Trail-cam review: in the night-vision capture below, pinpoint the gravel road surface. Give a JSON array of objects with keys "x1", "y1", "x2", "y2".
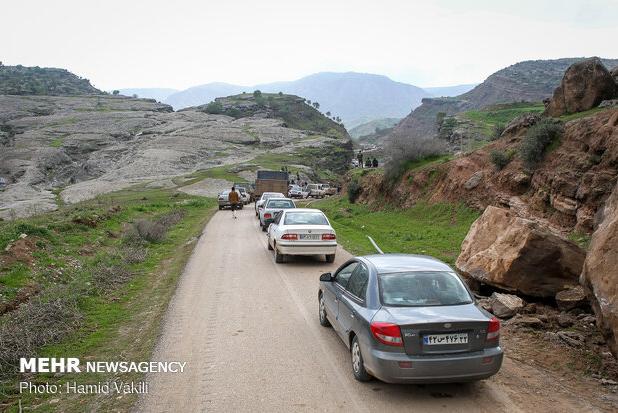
[{"x1": 137, "y1": 208, "x2": 604, "y2": 412}]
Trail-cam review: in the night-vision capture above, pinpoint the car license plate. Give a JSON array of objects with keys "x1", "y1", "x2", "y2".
[
  {"x1": 423, "y1": 333, "x2": 468, "y2": 345},
  {"x1": 299, "y1": 234, "x2": 319, "y2": 240}
]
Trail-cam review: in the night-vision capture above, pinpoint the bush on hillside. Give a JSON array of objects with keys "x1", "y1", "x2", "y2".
[
  {"x1": 491, "y1": 123, "x2": 506, "y2": 140},
  {"x1": 384, "y1": 136, "x2": 447, "y2": 183},
  {"x1": 490, "y1": 149, "x2": 511, "y2": 170},
  {"x1": 348, "y1": 178, "x2": 362, "y2": 204},
  {"x1": 520, "y1": 118, "x2": 563, "y2": 168},
  {"x1": 205, "y1": 101, "x2": 223, "y2": 114}
]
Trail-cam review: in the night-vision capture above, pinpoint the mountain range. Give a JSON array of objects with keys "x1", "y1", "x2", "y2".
[{"x1": 119, "y1": 73, "x2": 476, "y2": 129}]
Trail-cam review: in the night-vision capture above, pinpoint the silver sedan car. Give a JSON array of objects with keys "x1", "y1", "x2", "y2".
[{"x1": 318, "y1": 254, "x2": 503, "y2": 383}]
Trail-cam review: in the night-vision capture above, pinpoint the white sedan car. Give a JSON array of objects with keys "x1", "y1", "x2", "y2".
[
  {"x1": 255, "y1": 192, "x2": 286, "y2": 217},
  {"x1": 267, "y1": 209, "x2": 337, "y2": 263}
]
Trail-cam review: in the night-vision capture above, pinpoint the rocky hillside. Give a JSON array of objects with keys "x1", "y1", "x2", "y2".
[
  {"x1": 0, "y1": 64, "x2": 101, "y2": 96},
  {"x1": 390, "y1": 57, "x2": 618, "y2": 145},
  {"x1": 349, "y1": 118, "x2": 400, "y2": 140},
  {"x1": 0, "y1": 93, "x2": 352, "y2": 219}
]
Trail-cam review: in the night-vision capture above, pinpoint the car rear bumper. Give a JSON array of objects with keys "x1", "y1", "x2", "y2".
[
  {"x1": 364, "y1": 346, "x2": 503, "y2": 384},
  {"x1": 277, "y1": 241, "x2": 337, "y2": 255},
  {"x1": 218, "y1": 200, "x2": 230, "y2": 207}
]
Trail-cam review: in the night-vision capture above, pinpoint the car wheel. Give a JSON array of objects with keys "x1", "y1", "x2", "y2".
[
  {"x1": 351, "y1": 336, "x2": 371, "y2": 382},
  {"x1": 218, "y1": 206, "x2": 223, "y2": 210},
  {"x1": 325, "y1": 254, "x2": 336, "y2": 263},
  {"x1": 274, "y1": 246, "x2": 286, "y2": 263},
  {"x1": 267, "y1": 238, "x2": 273, "y2": 250},
  {"x1": 318, "y1": 293, "x2": 331, "y2": 327}
]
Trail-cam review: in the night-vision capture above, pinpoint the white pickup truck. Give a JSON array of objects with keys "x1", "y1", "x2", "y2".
[{"x1": 306, "y1": 183, "x2": 326, "y2": 198}]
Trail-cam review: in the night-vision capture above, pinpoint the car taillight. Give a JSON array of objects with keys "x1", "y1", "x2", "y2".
[
  {"x1": 264, "y1": 213, "x2": 272, "y2": 219},
  {"x1": 322, "y1": 233, "x2": 336, "y2": 240},
  {"x1": 486, "y1": 317, "x2": 500, "y2": 344},
  {"x1": 370, "y1": 322, "x2": 403, "y2": 347},
  {"x1": 281, "y1": 234, "x2": 298, "y2": 240}
]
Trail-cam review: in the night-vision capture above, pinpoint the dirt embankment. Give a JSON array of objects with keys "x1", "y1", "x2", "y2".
[{"x1": 358, "y1": 108, "x2": 618, "y2": 236}]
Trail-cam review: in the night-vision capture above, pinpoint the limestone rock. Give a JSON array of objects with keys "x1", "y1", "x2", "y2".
[
  {"x1": 490, "y1": 292, "x2": 524, "y2": 318},
  {"x1": 456, "y1": 206, "x2": 586, "y2": 297},
  {"x1": 545, "y1": 57, "x2": 617, "y2": 117},
  {"x1": 555, "y1": 286, "x2": 587, "y2": 311},
  {"x1": 581, "y1": 181, "x2": 618, "y2": 357},
  {"x1": 464, "y1": 171, "x2": 483, "y2": 190}
]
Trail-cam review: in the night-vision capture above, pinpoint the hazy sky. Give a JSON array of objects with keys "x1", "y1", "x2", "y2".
[{"x1": 2, "y1": 0, "x2": 617, "y2": 90}]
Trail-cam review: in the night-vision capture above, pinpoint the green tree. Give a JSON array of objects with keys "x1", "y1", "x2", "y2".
[
  {"x1": 253, "y1": 90, "x2": 262, "y2": 98},
  {"x1": 112, "y1": 90, "x2": 119, "y2": 95},
  {"x1": 326, "y1": 111, "x2": 331, "y2": 116},
  {"x1": 312, "y1": 102, "x2": 320, "y2": 109}
]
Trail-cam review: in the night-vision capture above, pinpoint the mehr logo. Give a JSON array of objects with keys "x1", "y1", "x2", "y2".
[{"x1": 20, "y1": 358, "x2": 81, "y2": 373}]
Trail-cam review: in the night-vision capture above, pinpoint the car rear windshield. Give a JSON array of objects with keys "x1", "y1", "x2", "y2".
[
  {"x1": 379, "y1": 271, "x2": 472, "y2": 307},
  {"x1": 267, "y1": 200, "x2": 295, "y2": 209},
  {"x1": 284, "y1": 212, "x2": 328, "y2": 226}
]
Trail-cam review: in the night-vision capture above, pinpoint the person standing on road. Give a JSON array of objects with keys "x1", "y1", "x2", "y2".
[
  {"x1": 228, "y1": 186, "x2": 240, "y2": 219},
  {"x1": 357, "y1": 150, "x2": 364, "y2": 168}
]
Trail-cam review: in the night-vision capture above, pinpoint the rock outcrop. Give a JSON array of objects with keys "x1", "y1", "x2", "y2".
[
  {"x1": 545, "y1": 57, "x2": 617, "y2": 117},
  {"x1": 455, "y1": 206, "x2": 586, "y2": 297},
  {"x1": 581, "y1": 182, "x2": 618, "y2": 356}
]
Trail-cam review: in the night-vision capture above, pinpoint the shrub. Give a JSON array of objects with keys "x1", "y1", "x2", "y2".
[
  {"x1": 121, "y1": 245, "x2": 148, "y2": 264},
  {"x1": 384, "y1": 137, "x2": 447, "y2": 183},
  {"x1": 253, "y1": 90, "x2": 262, "y2": 98},
  {"x1": 135, "y1": 220, "x2": 166, "y2": 242},
  {"x1": 347, "y1": 178, "x2": 362, "y2": 204},
  {"x1": 491, "y1": 123, "x2": 506, "y2": 140},
  {"x1": 0, "y1": 286, "x2": 82, "y2": 375},
  {"x1": 205, "y1": 101, "x2": 223, "y2": 114},
  {"x1": 91, "y1": 262, "x2": 133, "y2": 291},
  {"x1": 520, "y1": 118, "x2": 563, "y2": 168},
  {"x1": 490, "y1": 150, "x2": 511, "y2": 170}
]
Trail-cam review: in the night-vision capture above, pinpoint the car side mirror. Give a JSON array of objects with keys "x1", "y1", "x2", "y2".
[{"x1": 319, "y1": 272, "x2": 333, "y2": 282}]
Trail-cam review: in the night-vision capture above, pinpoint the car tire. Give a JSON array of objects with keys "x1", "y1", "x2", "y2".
[
  {"x1": 326, "y1": 254, "x2": 336, "y2": 263},
  {"x1": 267, "y1": 238, "x2": 273, "y2": 250},
  {"x1": 318, "y1": 293, "x2": 331, "y2": 327},
  {"x1": 218, "y1": 206, "x2": 223, "y2": 210},
  {"x1": 274, "y1": 246, "x2": 286, "y2": 263},
  {"x1": 351, "y1": 336, "x2": 372, "y2": 382}
]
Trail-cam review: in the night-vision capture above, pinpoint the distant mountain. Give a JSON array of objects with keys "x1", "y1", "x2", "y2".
[
  {"x1": 391, "y1": 57, "x2": 618, "y2": 144},
  {"x1": 423, "y1": 84, "x2": 477, "y2": 97},
  {"x1": 349, "y1": 118, "x2": 400, "y2": 139},
  {"x1": 164, "y1": 83, "x2": 247, "y2": 109},
  {"x1": 117, "y1": 88, "x2": 178, "y2": 102},
  {"x1": 164, "y1": 72, "x2": 431, "y2": 128},
  {"x1": 0, "y1": 64, "x2": 101, "y2": 96}
]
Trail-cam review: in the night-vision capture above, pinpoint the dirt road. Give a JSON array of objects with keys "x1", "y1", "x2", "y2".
[{"x1": 137, "y1": 208, "x2": 606, "y2": 412}]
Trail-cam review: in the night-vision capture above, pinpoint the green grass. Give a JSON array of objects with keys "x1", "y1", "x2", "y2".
[
  {"x1": 403, "y1": 154, "x2": 453, "y2": 172},
  {"x1": 0, "y1": 187, "x2": 217, "y2": 412},
  {"x1": 463, "y1": 102, "x2": 545, "y2": 135},
  {"x1": 559, "y1": 107, "x2": 609, "y2": 122},
  {"x1": 312, "y1": 196, "x2": 480, "y2": 265}
]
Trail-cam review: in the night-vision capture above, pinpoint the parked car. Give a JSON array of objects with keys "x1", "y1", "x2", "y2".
[
  {"x1": 288, "y1": 184, "x2": 307, "y2": 199},
  {"x1": 322, "y1": 184, "x2": 337, "y2": 196},
  {"x1": 306, "y1": 183, "x2": 325, "y2": 198},
  {"x1": 218, "y1": 190, "x2": 245, "y2": 210},
  {"x1": 259, "y1": 198, "x2": 296, "y2": 231},
  {"x1": 318, "y1": 254, "x2": 503, "y2": 383},
  {"x1": 267, "y1": 208, "x2": 337, "y2": 263},
  {"x1": 255, "y1": 192, "x2": 286, "y2": 216},
  {"x1": 237, "y1": 187, "x2": 250, "y2": 205}
]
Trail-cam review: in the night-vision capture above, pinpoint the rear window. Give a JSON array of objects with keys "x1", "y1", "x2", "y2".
[
  {"x1": 267, "y1": 200, "x2": 295, "y2": 209},
  {"x1": 284, "y1": 212, "x2": 329, "y2": 226},
  {"x1": 379, "y1": 271, "x2": 472, "y2": 307}
]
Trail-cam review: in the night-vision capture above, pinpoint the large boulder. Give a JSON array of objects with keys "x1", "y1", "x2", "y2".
[
  {"x1": 456, "y1": 206, "x2": 586, "y2": 297},
  {"x1": 545, "y1": 57, "x2": 616, "y2": 117},
  {"x1": 580, "y1": 182, "x2": 618, "y2": 357}
]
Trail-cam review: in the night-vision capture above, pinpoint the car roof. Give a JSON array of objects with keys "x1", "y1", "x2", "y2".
[
  {"x1": 266, "y1": 197, "x2": 294, "y2": 201},
  {"x1": 361, "y1": 254, "x2": 453, "y2": 274},
  {"x1": 283, "y1": 208, "x2": 324, "y2": 214},
  {"x1": 263, "y1": 192, "x2": 284, "y2": 196}
]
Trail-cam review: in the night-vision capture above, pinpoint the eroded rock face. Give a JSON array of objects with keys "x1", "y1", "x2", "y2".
[
  {"x1": 581, "y1": 182, "x2": 618, "y2": 356},
  {"x1": 545, "y1": 57, "x2": 617, "y2": 117},
  {"x1": 455, "y1": 206, "x2": 586, "y2": 297}
]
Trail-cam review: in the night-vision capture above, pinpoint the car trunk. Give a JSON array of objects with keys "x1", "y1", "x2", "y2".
[
  {"x1": 283, "y1": 225, "x2": 334, "y2": 242},
  {"x1": 378, "y1": 304, "x2": 489, "y2": 355}
]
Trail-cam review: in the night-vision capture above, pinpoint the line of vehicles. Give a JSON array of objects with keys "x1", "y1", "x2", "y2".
[{"x1": 220, "y1": 171, "x2": 503, "y2": 384}]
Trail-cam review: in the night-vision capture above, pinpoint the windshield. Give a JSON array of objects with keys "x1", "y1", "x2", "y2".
[
  {"x1": 266, "y1": 200, "x2": 295, "y2": 209},
  {"x1": 379, "y1": 271, "x2": 472, "y2": 307},
  {"x1": 284, "y1": 212, "x2": 329, "y2": 226}
]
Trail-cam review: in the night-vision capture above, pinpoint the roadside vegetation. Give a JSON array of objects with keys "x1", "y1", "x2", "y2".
[
  {"x1": 313, "y1": 197, "x2": 480, "y2": 265},
  {"x1": 0, "y1": 186, "x2": 217, "y2": 411},
  {"x1": 520, "y1": 118, "x2": 563, "y2": 168}
]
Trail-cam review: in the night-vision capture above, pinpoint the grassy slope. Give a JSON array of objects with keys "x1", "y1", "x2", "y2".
[
  {"x1": 0, "y1": 186, "x2": 217, "y2": 412},
  {"x1": 312, "y1": 197, "x2": 480, "y2": 266},
  {"x1": 462, "y1": 102, "x2": 545, "y2": 136}
]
